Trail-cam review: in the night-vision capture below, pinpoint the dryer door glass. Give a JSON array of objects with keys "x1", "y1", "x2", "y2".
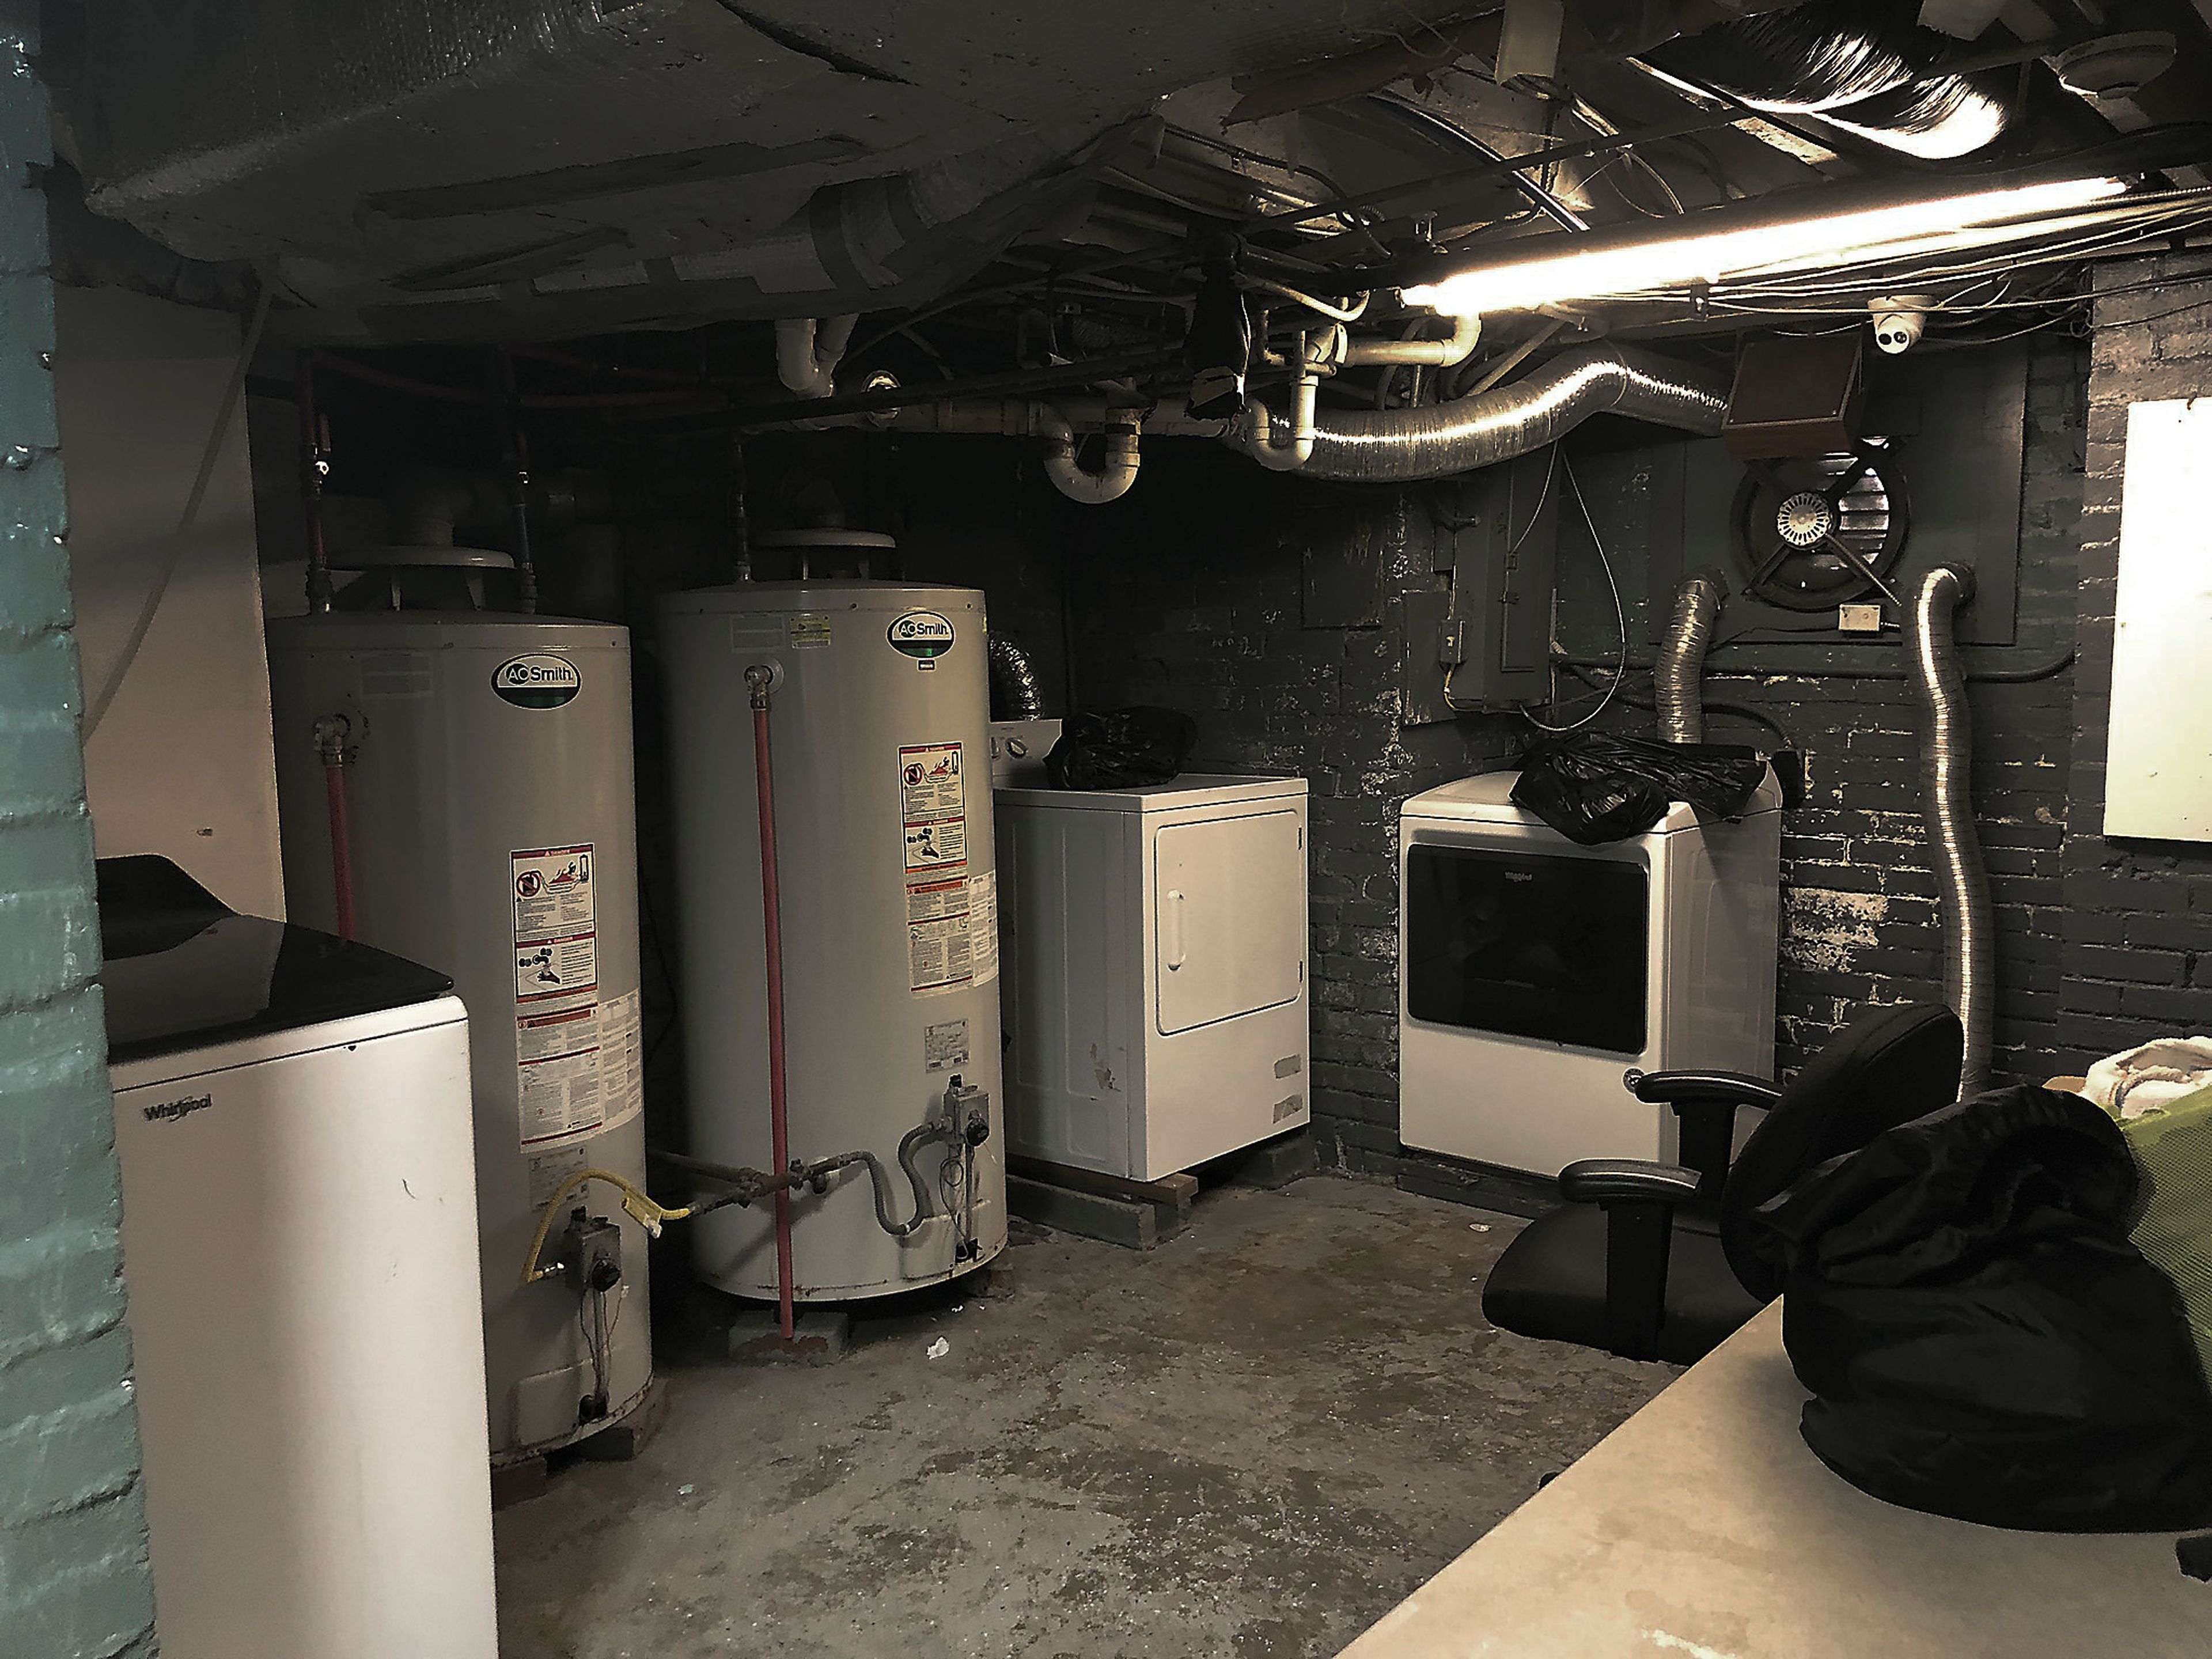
[{"x1": 1404, "y1": 844, "x2": 1647, "y2": 1053}]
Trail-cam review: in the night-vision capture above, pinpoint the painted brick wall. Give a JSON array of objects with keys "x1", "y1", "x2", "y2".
[
  {"x1": 0, "y1": 14, "x2": 158, "y2": 1656},
  {"x1": 1550, "y1": 342, "x2": 2088, "y2": 1085},
  {"x1": 1019, "y1": 341, "x2": 2086, "y2": 1162},
  {"x1": 1047, "y1": 450, "x2": 1523, "y2": 1168},
  {"x1": 2060, "y1": 251, "x2": 2212, "y2": 1065}
]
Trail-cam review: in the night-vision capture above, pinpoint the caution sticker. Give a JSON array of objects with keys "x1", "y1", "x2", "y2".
[
  {"x1": 513, "y1": 845, "x2": 594, "y2": 934},
  {"x1": 900, "y1": 743, "x2": 976, "y2": 993}
]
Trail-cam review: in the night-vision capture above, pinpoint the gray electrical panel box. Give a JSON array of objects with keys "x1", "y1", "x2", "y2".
[{"x1": 1404, "y1": 449, "x2": 1559, "y2": 719}]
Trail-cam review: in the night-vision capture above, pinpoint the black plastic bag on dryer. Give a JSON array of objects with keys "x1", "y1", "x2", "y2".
[
  {"x1": 1510, "y1": 732, "x2": 1768, "y2": 845},
  {"x1": 1046, "y1": 707, "x2": 1198, "y2": 790}
]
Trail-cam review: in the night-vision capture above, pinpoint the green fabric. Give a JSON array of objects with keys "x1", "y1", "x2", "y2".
[{"x1": 2107, "y1": 1082, "x2": 2212, "y2": 1391}]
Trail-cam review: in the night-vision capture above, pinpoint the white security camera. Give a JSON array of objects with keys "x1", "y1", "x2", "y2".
[{"x1": 1869, "y1": 296, "x2": 1935, "y2": 355}]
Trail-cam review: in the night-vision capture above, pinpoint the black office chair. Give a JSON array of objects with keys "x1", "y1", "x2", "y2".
[{"x1": 1482, "y1": 1003, "x2": 1965, "y2": 1365}]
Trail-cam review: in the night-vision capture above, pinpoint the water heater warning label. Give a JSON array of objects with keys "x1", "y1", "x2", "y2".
[
  {"x1": 512, "y1": 842, "x2": 607, "y2": 1148},
  {"x1": 515, "y1": 932, "x2": 597, "y2": 1001},
  {"x1": 513, "y1": 845, "x2": 594, "y2": 934},
  {"x1": 901, "y1": 743, "x2": 975, "y2": 992}
]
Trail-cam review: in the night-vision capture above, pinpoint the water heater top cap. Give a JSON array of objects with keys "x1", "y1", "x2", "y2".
[{"x1": 660, "y1": 580, "x2": 986, "y2": 617}]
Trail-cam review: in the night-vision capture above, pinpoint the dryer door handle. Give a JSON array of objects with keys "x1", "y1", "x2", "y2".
[{"x1": 1164, "y1": 889, "x2": 1187, "y2": 971}]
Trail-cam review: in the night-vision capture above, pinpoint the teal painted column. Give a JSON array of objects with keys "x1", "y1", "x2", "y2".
[{"x1": 0, "y1": 10, "x2": 158, "y2": 1658}]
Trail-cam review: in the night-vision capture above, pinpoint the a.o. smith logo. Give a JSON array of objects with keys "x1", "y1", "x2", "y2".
[
  {"x1": 142, "y1": 1093, "x2": 212, "y2": 1124},
  {"x1": 491, "y1": 653, "x2": 582, "y2": 709}
]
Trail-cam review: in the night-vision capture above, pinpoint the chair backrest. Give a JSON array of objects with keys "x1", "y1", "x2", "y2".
[{"x1": 1721, "y1": 1003, "x2": 1965, "y2": 1300}]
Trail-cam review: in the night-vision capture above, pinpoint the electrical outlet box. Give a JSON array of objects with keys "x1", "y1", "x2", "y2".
[{"x1": 1837, "y1": 603, "x2": 1885, "y2": 633}]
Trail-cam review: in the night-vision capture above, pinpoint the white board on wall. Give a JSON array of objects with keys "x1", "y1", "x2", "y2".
[
  {"x1": 58, "y1": 287, "x2": 286, "y2": 918},
  {"x1": 2106, "y1": 397, "x2": 2212, "y2": 843}
]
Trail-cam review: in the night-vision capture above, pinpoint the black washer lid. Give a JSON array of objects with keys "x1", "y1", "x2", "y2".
[{"x1": 98, "y1": 857, "x2": 454, "y2": 1066}]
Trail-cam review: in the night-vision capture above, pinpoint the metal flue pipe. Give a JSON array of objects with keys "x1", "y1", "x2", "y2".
[{"x1": 1907, "y1": 565, "x2": 1993, "y2": 1095}]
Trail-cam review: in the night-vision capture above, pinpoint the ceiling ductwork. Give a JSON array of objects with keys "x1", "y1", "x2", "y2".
[
  {"x1": 1243, "y1": 346, "x2": 1730, "y2": 482},
  {"x1": 1646, "y1": 0, "x2": 2018, "y2": 160}
]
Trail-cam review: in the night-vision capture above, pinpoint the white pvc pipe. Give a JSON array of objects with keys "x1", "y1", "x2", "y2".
[
  {"x1": 1240, "y1": 369, "x2": 1320, "y2": 471},
  {"x1": 772, "y1": 316, "x2": 858, "y2": 398},
  {"x1": 1343, "y1": 313, "x2": 1482, "y2": 368},
  {"x1": 1039, "y1": 408, "x2": 1143, "y2": 503}
]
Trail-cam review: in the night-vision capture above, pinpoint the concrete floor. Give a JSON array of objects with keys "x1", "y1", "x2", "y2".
[{"x1": 495, "y1": 1176, "x2": 1674, "y2": 1659}]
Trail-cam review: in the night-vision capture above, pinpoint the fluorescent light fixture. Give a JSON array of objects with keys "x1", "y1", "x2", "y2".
[{"x1": 1402, "y1": 175, "x2": 2127, "y2": 317}]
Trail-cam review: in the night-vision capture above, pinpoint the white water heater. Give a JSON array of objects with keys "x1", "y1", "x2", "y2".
[
  {"x1": 660, "y1": 581, "x2": 1006, "y2": 1298},
  {"x1": 268, "y1": 612, "x2": 653, "y2": 1461}
]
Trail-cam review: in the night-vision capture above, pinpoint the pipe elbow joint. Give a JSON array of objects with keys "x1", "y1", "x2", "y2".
[
  {"x1": 1042, "y1": 414, "x2": 1142, "y2": 504},
  {"x1": 773, "y1": 315, "x2": 859, "y2": 399}
]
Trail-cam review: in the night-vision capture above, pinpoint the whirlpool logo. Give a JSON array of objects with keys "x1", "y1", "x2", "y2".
[
  {"x1": 142, "y1": 1093, "x2": 213, "y2": 1124},
  {"x1": 491, "y1": 653, "x2": 582, "y2": 709}
]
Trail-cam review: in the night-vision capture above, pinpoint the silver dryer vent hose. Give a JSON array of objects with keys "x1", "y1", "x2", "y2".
[
  {"x1": 1247, "y1": 344, "x2": 1729, "y2": 483},
  {"x1": 1907, "y1": 564, "x2": 1993, "y2": 1096},
  {"x1": 1656, "y1": 570, "x2": 1725, "y2": 743}
]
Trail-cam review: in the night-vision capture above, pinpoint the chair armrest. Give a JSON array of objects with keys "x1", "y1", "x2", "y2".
[
  {"x1": 1628, "y1": 1070, "x2": 1783, "y2": 1109},
  {"x1": 1558, "y1": 1160, "x2": 1704, "y2": 1206},
  {"x1": 1555, "y1": 1161, "x2": 1698, "y2": 1363}
]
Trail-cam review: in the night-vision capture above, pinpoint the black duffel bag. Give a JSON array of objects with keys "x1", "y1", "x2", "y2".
[{"x1": 1753, "y1": 1084, "x2": 2212, "y2": 1532}]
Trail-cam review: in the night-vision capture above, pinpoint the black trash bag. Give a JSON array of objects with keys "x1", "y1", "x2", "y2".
[
  {"x1": 1753, "y1": 1085, "x2": 2212, "y2": 1532},
  {"x1": 1510, "y1": 732, "x2": 1769, "y2": 846},
  {"x1": 1046, "y1": 707, "x2": 1198, "y2": 790}
]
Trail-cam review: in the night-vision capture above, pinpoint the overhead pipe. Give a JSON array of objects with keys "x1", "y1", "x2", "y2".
[
  {"x1": 1342, "y1": 313, "x2": 1482, "y2": 369},
  {"x1": 1656, "y1": 570, "x2": 1726, "y2": 743},
  {"x1": 744, "y1": 664, "x2": 797, "y2": 1342},
  {"x1": 830, "y1": 345, "x2": 1725, "y2": 487},
  {"x1": 1907, "y1": 565, "x2": 1993, "y2": 1096},
  {"x1": 1040, "y1": 407, "x2": 1142, "y2": 503},
  {"x1": 774, "y1": 316, "x2": 858, "y2": 398}
]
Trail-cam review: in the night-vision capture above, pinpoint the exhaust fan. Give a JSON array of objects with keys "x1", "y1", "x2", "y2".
[{"x1": 1729, "y1": 441, "x2": 1910, "y2": 614}]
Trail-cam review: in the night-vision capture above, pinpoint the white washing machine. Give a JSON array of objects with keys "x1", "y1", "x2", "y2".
[
  {"x1": 99, "y1": 858, "x2": 498, "y2": 1659},
  {"x1": 1398, "y1": 772, "x2": 1781, "y2": 1178},
  {"x1": 995, "y1": 774, "x2": 1310, "y2": 1180}
]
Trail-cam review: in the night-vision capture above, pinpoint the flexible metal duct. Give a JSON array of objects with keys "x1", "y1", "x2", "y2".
[
  {"x1": 1246, "y1": 346, "x2": 1728, "y2": 483},
  {"x1": 1656, "y1": 570, "x2": 1725, "y2": 743},
  {"x1": 1647, "y1": 0, "x2": 2013, "y2": 160},
  {"x1": 987, "y1": 635, "x2": 1044, "y2": 721},
  {"x1": 1907, "y1": 564, "x2": 1993, "y2": 1095}
]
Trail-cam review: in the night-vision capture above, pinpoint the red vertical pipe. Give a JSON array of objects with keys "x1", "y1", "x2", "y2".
[
  {"x1": 751, "y1": 692, "x2": 796, "y2": 1341},
  {"x1": 324, "y1": 759, "x2": 357, "y2": 941}
]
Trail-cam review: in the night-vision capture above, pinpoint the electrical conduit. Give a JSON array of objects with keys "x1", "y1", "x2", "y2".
[
  {"x1": 745, "y1": 665, "x2": 797, "y2": 1340},
  {"x1": 1907, "y1": 565, "x2": 1993, "y2": 1094},
  {"x1": 1656, "y1": 570, "x2": 1726, "y2": 743}
]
